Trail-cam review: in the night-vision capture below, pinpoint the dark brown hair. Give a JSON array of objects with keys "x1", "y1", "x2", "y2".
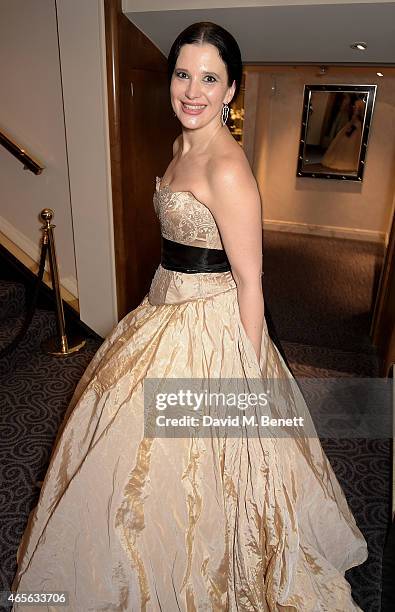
[{"x1": 167, "y1": 22, "x2": 243, "y2": 102}]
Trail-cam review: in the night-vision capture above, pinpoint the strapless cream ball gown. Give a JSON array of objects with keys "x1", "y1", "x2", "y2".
[{"x1": 11, "y1": 176, "x2": 368, "y2": 611}]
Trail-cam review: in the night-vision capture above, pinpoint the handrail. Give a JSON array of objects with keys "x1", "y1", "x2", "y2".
[{"x1": 0, "y1": 128, "x2": 45, "y2": 175}]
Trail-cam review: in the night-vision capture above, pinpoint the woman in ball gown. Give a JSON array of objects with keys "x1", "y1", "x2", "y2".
[
  {"x1": 326, "y1": 93, "x2": 352, "y2": 144},
  {"x1": 12, "y1": 22, "x2": 368, "y2": 611},
  {"x1": 322, "y1": 98, "x2": 365, "y2": 172}
]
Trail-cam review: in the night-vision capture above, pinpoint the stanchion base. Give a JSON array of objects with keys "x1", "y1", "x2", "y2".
[{"x1": 41, "y1": 334, "x2": 86, "y2": 356}]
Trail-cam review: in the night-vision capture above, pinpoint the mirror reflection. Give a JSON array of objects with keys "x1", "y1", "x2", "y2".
[{"x1": 297, "y1": 85, "x2": 377, "y2": 181}]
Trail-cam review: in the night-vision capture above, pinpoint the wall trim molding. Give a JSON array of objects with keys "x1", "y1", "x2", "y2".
[{"x1": 263, "y1": 218, "x2": 386, "y2": 244}]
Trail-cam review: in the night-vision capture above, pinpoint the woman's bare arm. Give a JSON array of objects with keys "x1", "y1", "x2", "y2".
[{"x1": 205, "y1": 156, "x2": 264, "y2": 361}]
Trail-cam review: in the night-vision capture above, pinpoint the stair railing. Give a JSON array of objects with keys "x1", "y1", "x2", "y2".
[{"x1": 0, "y1": 127, "x2": 45, "y2": 175}]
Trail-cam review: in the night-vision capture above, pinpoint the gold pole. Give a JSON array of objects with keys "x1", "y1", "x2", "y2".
[{"x1": 40, "y1": 208, "x2": 86, "y2": 356}]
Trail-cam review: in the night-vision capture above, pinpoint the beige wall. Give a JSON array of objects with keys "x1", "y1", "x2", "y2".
[
  {"x1": 0, "y1": 0, "x2": 76, "y2": 293},
  {"x1": 245, "y1": 66, "x2": 395, "y2": 242},
  {"x1": 56, "y1": 0, "x2": 118, "y2": 335},
  {"x1": 0, "y1": 0, "x2": 118, "y2": 336}
]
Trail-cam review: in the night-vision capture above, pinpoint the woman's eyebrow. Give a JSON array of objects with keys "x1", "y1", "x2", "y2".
[
  {"x1": 175, "y1": 67, "x2": 221, "y2": 78},
  {"x1": 204, "y1": 71, "x2": 221, "y2": 78}
]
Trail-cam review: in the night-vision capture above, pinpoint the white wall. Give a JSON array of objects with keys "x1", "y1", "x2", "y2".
[
  {"x1": 0, "y1": 0, "x2": 118, "y2": 336},
  {"x1": 122, "y1": 0, "x2": 395, "y2": 10},
  {"x1": 246, "y1": 67, "x2": 395, "y2": 242}
]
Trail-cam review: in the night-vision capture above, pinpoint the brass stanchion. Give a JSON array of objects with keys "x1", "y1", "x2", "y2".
[{"x1": 40, "y1": 208, "x2": 86, "y2": 356}]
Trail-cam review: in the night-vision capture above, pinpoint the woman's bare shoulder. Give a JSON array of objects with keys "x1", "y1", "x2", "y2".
[{"x1": 204, "y1": 144, "x2": 258, "y2": 211}]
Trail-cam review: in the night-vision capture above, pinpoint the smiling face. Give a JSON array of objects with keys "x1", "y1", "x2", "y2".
[{"x1": 170, "y1": 43, "x2": 236, "y2": 130}]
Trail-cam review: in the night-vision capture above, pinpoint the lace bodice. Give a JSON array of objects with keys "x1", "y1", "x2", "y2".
[
  {"x1": 149, "y1": 177, "x2": 236, "y2": 305},
  {"x1": 153, "y1": 176, "x2": 224, "y2": 250}
]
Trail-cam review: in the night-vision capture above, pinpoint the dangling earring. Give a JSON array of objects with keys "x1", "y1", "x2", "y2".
[{"x1": 221, "y1": 103, "x2": 229, "y2": 126}]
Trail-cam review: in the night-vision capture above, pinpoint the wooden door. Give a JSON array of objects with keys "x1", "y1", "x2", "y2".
[
  {"x1": 105, "y1": 0, "x2": 179, "y2": 318},
  {"x1": 371, "y1": 206, "x2": 395, "y2": 377}
]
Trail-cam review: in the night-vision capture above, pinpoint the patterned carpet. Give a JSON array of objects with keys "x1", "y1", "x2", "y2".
[
  {"x1": 263, "y1": 231, "x2": 391, "y2": 612},
  {"x1": 0, "y1": 231, "x2": 392, "y2": 611}
]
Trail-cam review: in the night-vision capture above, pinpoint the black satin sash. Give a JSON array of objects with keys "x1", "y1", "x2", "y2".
[{"x1": 161, "y1": 237, "x2": 231, "y2": 273}]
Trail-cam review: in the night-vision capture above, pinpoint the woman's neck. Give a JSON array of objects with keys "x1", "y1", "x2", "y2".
[{"x1": 179, "y1": 121, "x2": 225, "y2": 156}]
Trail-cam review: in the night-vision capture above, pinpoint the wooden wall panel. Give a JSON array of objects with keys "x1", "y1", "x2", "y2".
[
  {"x1": 105, "y1": 0, "x2": 179, "y2": 318},
  {"x1": 371, "y1": 206, "x2": 395, "y2": 377}
]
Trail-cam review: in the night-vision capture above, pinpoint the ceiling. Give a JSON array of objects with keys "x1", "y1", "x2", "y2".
[{"x1": 122, "y1": 1, "x2": 395, "y2": 64}]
